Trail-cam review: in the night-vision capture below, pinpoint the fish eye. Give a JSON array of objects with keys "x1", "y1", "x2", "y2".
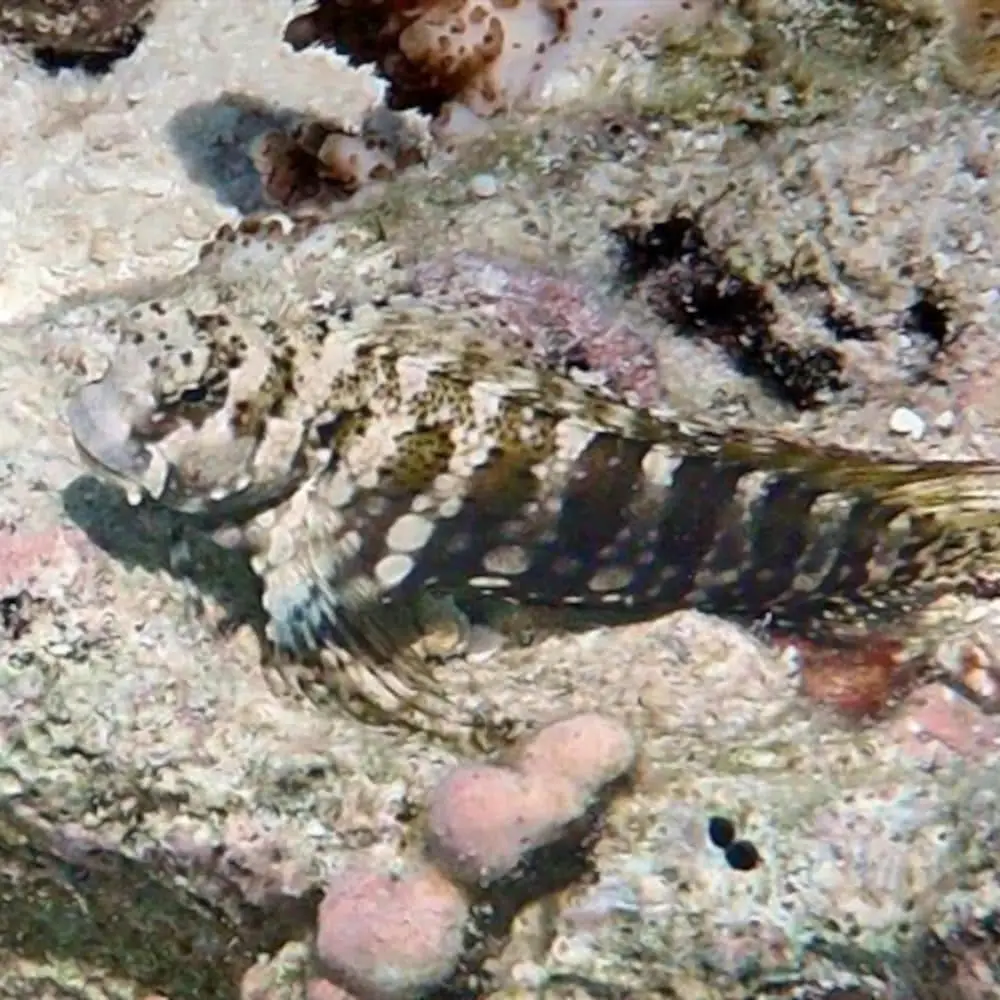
[{"x1": 180, "y1": 385, "x2": 209, "y2": 405}]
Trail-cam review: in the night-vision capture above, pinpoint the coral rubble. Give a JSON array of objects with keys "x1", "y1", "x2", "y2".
[
  {"x1": 269, "y1": 0, "x2": 717, "y2": 204},
  {"x1": 283, "y1": 0, "x2": 715, "y2": 119},
  {"x1": 252, "y1": 107, "x2": 429, "y2": 209}
]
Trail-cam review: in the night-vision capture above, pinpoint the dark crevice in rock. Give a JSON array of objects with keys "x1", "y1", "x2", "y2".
[
  {"x1": 905, "y1": 287, "x2": 956, "y2": 356},
  {"x1": 0, "y1": 591, "x2": 34, "y2": 640},
  {"x1": 0, "y1": 806, "x2": 321, "y2": 999},
  {"x1": 822, "y1": 303, "x2": 877, "y2": 342},
  {"x1": 31, "y1": 25, "x2": 145, "y2": 76},
  {"x1": 614, "y1": 215, "x2": 847, "y2": 410},
  {"x1": 1, "y1": 0, "x2": 154, "y2": 77}
]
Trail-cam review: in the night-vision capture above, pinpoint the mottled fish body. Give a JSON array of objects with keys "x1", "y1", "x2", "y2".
[{"x1": 67, "y1": 294, "x2": 1000, "y2": 735}]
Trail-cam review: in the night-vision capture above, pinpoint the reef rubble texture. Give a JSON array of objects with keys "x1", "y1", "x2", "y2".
[
  {"x1": 0, "y1": 0, "x2": 157, "y2": 70},
  {"x1": 8, "y1": 0, "x2": 1000, "y2": 999},
  {"x1": 280, "y1": 0, "x2": 716, "y2": 119},
  {"x1": 254, "y1": 0, "x2": 719, "y2": 210}
]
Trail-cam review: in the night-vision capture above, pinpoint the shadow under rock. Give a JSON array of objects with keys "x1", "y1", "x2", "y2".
[
  {"x1": 61, "y1": 474, "x2": 266, "y2": 634},
  {"x1": 0, "y1": 803, "x2": 321, "y2": 1000},
  {"x1": 166, "y1": 93, "x2": 306, "y2": 214}
]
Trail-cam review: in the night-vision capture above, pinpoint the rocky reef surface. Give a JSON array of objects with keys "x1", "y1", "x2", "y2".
[{"x1": 4, "y1": 1, "x2": 1000, "y2": 998}]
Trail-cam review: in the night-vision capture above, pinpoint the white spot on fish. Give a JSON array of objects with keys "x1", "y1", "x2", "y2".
[
  {"x1": 468, "y1": 575, "x2": 512, "y2": 589},
  {"x1": 375, "y1": 553, "x2": 414, "y2": 588},
  {"x1": 437, "y1": 495, "x2": 463, "y2": 519},
  {"x1": 395, "y1": 354, "x2": 433, "y2": 401},
  {"x1": 588, "y1": 565, "x2": 634, "y2": 592},
  {"x1": 386, "y1": 512, "x2": 435, "y2": 554},
  {"x1": 321, "y1": 469, "x2": 356, "y2": 508},
  {"x1": 482, "y1": 544, "x2": 530, "y2": 576}
]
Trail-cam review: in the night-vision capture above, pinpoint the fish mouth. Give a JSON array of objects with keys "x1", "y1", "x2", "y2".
[{"x1": 66, "y1": 382, "x2": 171, "y2": 507}]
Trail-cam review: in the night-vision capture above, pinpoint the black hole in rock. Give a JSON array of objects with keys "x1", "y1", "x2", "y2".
[{"x1": 905, "y1": 289, "x2": 954, "y2": 352}]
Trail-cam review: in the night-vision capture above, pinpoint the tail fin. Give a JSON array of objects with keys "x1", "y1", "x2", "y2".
[{"x1": 710, "y1": 429, "x2": 1000, "y2": 636}]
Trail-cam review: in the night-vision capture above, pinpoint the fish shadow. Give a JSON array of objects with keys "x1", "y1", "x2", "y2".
[{"x1": 61, "y1": 475, "x2": 266, "y2": 634}]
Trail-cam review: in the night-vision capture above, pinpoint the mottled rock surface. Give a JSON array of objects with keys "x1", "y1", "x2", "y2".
[{"x1": 5, "y1": 2, "x2": 1000, "y2": 999}]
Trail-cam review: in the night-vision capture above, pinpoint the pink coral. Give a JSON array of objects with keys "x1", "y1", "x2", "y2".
[
  {"x1": 314, "y1": 862, "x2": 469, "y2": 1000},
  {"x1": 425, "y1": 713, "x2": 636, "y2": 886},
  {"x1": 311, "y1": 713, "x2": 636, "y2": 998},
  {"x1": 513, "y1": 711, "x2": 638, "y2": 796},
  {"x1": 413, "y1": 250, "x2": 664, "y2": 404},
  {"x1": 305, "y1": 979, "x2": 358, "y2": 1000},
  {"x1": 896, "y1": 682, "x2": 1000, "y2": 764},
  {"x1": 0, "y1": 525, "x2": 86, "y2": 596},
  {"x1": 424, "y1": 763, "x2": 582, "y2": 886}
]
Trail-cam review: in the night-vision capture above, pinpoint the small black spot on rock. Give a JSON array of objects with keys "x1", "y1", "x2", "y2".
[
  {"x1": 707, "y1": 815, "x2": 736, "y2": 849},
  {"x1": 724, "y1": 839, "x2": 761, "y2": 871}
]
